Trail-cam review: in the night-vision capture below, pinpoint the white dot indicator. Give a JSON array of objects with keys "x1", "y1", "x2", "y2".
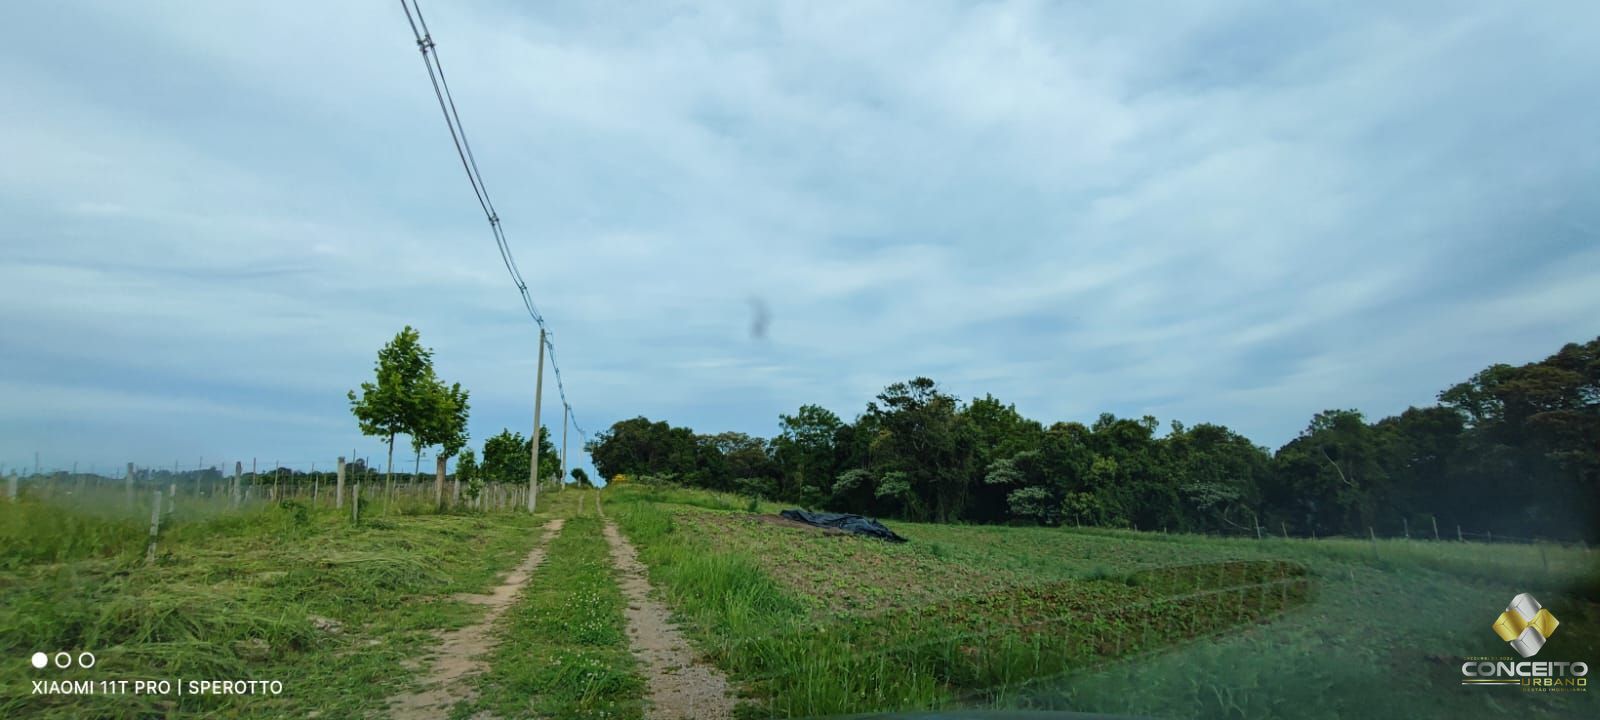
[{"x1": 30, "y1": 652, "x2": 47, "y2": 669}]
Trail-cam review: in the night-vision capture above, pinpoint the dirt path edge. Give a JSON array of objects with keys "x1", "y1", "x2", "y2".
[{"x1": 387, "y1": 518, "x2": 567, "y2": 720}]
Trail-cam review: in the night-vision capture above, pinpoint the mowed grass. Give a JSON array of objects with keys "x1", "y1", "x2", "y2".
[
  {"x1": 1, "y1": 489, "x2": 553, "y2": 719},
  {"x1": 462, "y1": 505, "x2": 644, "y2": 720},
  {"x1": 606, "y1": 485, "x2": 1600, "y2": 719}
]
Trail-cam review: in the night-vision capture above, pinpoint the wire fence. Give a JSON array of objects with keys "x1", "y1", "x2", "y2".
[
  {"x1": 1191, "y1": 517, "x2": 1593, "y2": 553},
  {"x1": 1, "y1": 456, "x2": 573, "y2": 518}
]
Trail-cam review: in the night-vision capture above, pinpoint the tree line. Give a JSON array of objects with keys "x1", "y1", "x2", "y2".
[
  {"x1": 347, "y1": 327, "x2": 590, "y2": 508},
  {"x1": 586, "y1": 337, "x2": 1599, "y2": 541}
]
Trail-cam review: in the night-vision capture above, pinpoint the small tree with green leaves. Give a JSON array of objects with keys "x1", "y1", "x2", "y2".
[
  {"x1": 348, "y1": 326, "x2": 437, "y2": 503},
  {"x1": 456, "y1": 448, "x2": 479, "y2": 506},
  {"x1": 417, "y1": 380, "x2": 470, "y2": 508},
  {"x1": 570, "y1": 467, "x2": 591, "y2": 488}
]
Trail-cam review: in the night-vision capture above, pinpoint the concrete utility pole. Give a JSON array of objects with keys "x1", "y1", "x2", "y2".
[
  {"x1": 528, "y1": 328, "x2": 546, "y2": 513},
  {"x1": 560, "y1": 404, "x2": 568, "y2": 493}
]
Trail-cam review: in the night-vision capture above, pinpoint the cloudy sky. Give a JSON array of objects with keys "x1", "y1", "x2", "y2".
[{"x1": 3, "y1": 0, "x2": 1597, "y2": 477}]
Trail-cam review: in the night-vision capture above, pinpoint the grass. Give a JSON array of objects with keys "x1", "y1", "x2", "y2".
[
  {"x1": 1, "y1": 490, "x2": 553, "y2": 718},
  {"x1": 605, "y1": 484, "x2": 1600, "y2": 719},
  {"x1": 462, "y1": 508, "x2": 645, "y2": 719}
]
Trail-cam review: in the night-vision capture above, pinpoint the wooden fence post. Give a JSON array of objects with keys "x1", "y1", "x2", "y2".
[
  {"x1": 1280, "y1": 522, "x2": 1288, "y2": 540},
  {"x1": 434, "y1": 455, "x2": 446, "y2": 510},
  {"x1": 146, "y1": 489, "x2": 163, "y2": 565},
  {"x1": 126, "y1": 462, "x2": 135, "y2": 508},
  {"x1": 1457, "y1": 524, "x2": 1463, "y2": 542},
  {"x1": 1368, "y1": 527, "x2": 1380, "y2": 561},
  {"x1": 352, "y1": 481, "x2": 361, "y2": 524},
  {"x1": 6, "y1": 471, "x2": 15, "y2": 502},
  {"x1": 1431, "y1": 515, "x2": 1439, "y2": 541},
  {"x1": 336, "y1": 457, "x2": 346, "y2": 510},
  {"x1": 1402, "y1": 517, "x2": 1409, "y2": 540}
]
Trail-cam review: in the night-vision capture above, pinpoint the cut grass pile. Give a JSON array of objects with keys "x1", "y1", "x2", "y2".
[
  {"x1": 462, "y1": 510, "x2": 645, "y2": 719},
  {"x1": 607, "y1": 485, "x2": 1600, "y2": 719},
  {"x1": 1, "y1": 492, "x2": 553, "y2": 719}
]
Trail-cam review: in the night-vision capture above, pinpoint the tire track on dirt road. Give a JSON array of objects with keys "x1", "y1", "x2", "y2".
[
  {"x1": 388, "y1": 518, "x2": 566, "y2": 720},
  {"x1": 602, "y1": 516, "x2": 736, "y2": 720}
]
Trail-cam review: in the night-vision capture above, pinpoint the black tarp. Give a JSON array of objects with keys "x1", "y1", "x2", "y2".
[{"x1": 779, "y1": 509, "x2": 907, "y2": 543}]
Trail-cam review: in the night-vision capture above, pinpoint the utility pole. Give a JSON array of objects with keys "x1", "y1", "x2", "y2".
[
  {"x1": 528, "y1": 328, "x2": 546, "y2": 512},
  {"x1": 560, "y1": 404, "x2": 568, "y2": 493}
]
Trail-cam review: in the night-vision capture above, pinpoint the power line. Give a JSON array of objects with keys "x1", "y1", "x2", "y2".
[{"x1": 398, "y1": 0, "x2": 588, "y2": 446}]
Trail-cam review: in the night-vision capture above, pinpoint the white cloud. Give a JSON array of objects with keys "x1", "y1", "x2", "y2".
[{"x1": 3, "y1": 0, "x2": 1598, "y2": 472}]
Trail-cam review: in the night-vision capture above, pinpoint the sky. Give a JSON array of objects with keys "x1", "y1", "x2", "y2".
[{"x1": 2, "y1": 0, "x2": 1598, "y2": 479}]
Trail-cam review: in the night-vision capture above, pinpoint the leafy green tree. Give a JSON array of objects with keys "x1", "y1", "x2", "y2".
[
  {"x1": 456, "y1": 448, "x2": 480, "y2": 503},
  {"x1": 962, "y1": 395, "x2": 1044, "y2": 522},
  {"x1": 984, "y1": 422, "x2": 1092, "y2": 525},
  {"x1": 773, "y1": 405, "x2": 844, "y2": 505},
  {"x1": 1166, "y1": 422, "x2": 1271, "y2": 532},
  {"x1": 1271, "y1": 410, "x2": 1388, "y2": 533},
  {"x1": 415, "y1": 380, "x2": 470, "y2": 507},
  {"x1": 348, "y1": 326, "x2": 437, "y2": 500},
  {"x1": 866, "y1": 378, "x2": 975, "y2": 522},
  {"x1": 482, "y1": 430, "x2": 530, "y2": 486},
  {"x1": 585, "y1": 416, "x2": 698, "y2": 481},
  {"x1": 581, "y1": 335, "x2": 1598, "y2": 542},
  {"x1": 480, "y1": 427, "x2": 561, "y2": 487},
  {"x1": 570, "y1": 467, "x2": 592, "y2": 488}
]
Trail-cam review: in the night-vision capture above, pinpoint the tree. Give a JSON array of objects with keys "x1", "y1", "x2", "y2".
[
  {"x1": 348, "y1": 326, "x2": 437, "y2": 503},
  {"x1": 1272, "y1": 410, "x2": 1388, "y2": 533},
  {"x1": 773, "y1": 405, "x2": 844, "y2": 506},
  {"x1": 570, "y1": 467, "x2": 592, "y2": 488},
  {"x1": 1167, "y1": 422, "x2": 1270, "y2": 533},
  {"x1": 481, "y1": 428, "x2": 560, "y2": 487},
  {"x1": 586, "y1": 416, "x2": 698, "y2": 481},
  {"x1": 865, "y1": 378, "x2": 975, "y2": 522},
  {"x1": 962, "y1": 395, "x2": 1044, "y2": 522},
  {"x1": 456, "y1": 448, "x2": 479, "y2": 504},
  {"x1": 414, "y1": 380, "x2": 469, "y2": 508},
  {"x1": 482, "y1": 430, "x2": 530, "y2": 486},
  {"x1": 579, "y1": 336, "x2": 1599, "y2": 542},
  {"x1": 984, "y1": 422, "x2": 1091, "y2": 525}
]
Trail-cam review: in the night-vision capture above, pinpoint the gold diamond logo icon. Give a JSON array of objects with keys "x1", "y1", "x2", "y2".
[{"x1": 1492, "y1": 593, "x2": 1559, "y2": 658}]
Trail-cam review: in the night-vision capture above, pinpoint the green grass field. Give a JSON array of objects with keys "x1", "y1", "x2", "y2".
[
  {"x1": 606, "y1": 484, "x2": 1600, "y2": 719},
  {"x1": 0, "y1": 488, "x2": 560, "y2": 718},
  {"x1": 4, "y1": 482, "x2": 1596, "y2": 719}
]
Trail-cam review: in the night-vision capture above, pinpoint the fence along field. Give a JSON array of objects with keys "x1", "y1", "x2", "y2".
[
  {"x1": 0, "y1": 457, "x2": 576, "y2": 719},
  {"x1": 4, "y1": 463, "x2": 1597, "y2": 718},
  {"x1": 604, "y1": 484, "x2": 1600, "y2": 719},
  {"x1": 5, "y1": 457, "x2": 551, "y2": 520}
]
